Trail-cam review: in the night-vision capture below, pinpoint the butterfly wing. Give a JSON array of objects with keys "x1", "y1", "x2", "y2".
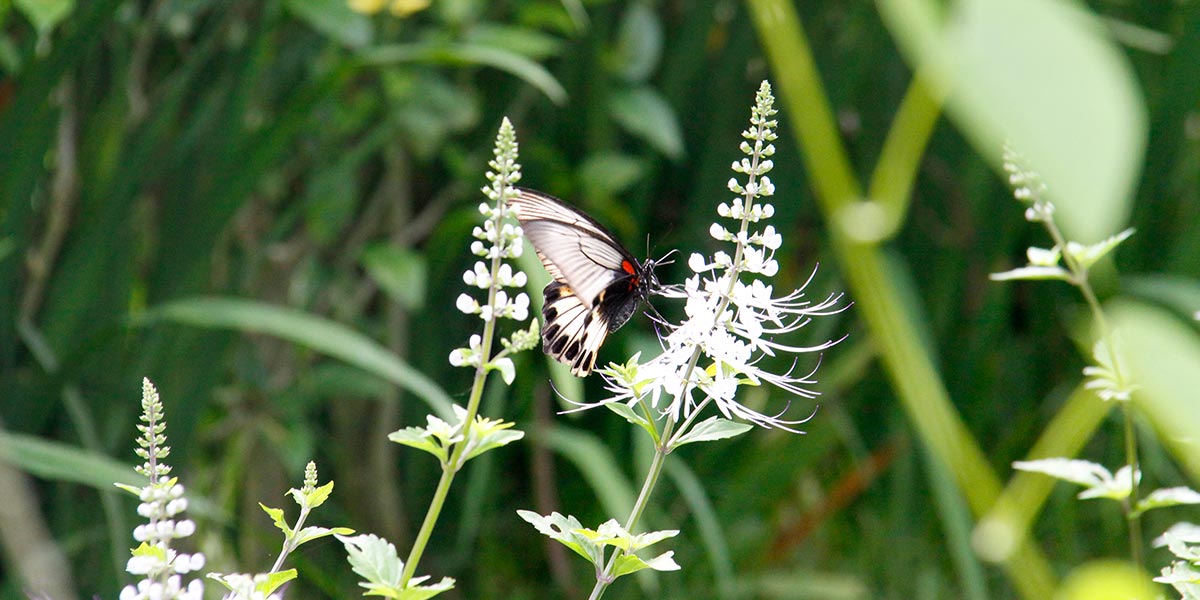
[
  {"x1": 508, "y1": 188, "x2": 642, "y2": 376},
  {"x1": 508, "y1": 188, "x2": 637, "y2": 309},
  {"x1": 541, "y1": 281, "x2": 610, "y2": 376}
]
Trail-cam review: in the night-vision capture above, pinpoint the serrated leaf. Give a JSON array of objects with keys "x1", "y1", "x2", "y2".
[
  {"x1": 1013, "y1": 458, "x2": 1109, "y2": 486},
  {"x1": 1155, "y1": 561, "x2": 1200, "y2": 586},
  {"x1": 338, "y1": 533, "x2": 404, "y2": 587},
  {"x1": 361, "y1": 245, "x2": 427, "y2": 311},
  {"x1": 260, "y1": 570, "x2": 298, "y2": 596},
  {"x1": 603, "y1": 401, "x2": 659, "y2": 443},
  {"x1": 630, "y1": 529, "x2": 679, "y2": 550},
  {"x1": 1065, "y1": 227, "x2": 1135, "y2": 270},
  {"x1": 366, "y1": 577, "x2": 455, "y2": 600},
  {"x1": 130, "y1": 541, "x2": 166, "y2": 561},
  {"x1": 1135, "y1": 487, "x2": 1200, "y2": 516},
  {"x1": 260, "y1": 503, "x2": 291, "y2": 534},
  {"x1": 295, "y1": 525, "x2": 357, "y2": 547},
  {"x1": 387, "y1": 428, "x2": 447, "y2": 463},
  {"x1": 462, "y1": 428, "x2": 524, "y2": 463},
  {"x1": 611, "y1": 550, "x2": 680, "y2": 578},
  {"x1": 609, "y1": 87, "x2": 684, "y2": 160},
  {"x1": 305, "y1": 480, "x2": 335, "y2": 509},
  {"x1": 672, "y1": 417, "x2": 753, "y2": 448},
  {"x1": 516, "y1": 510, "x2": 602, "y2": 567},
  {"x1": 611, "y1": 553, "x2": 653, "y2": 578},
  {"x1": 1155, "y1": 523, "x2": 1200, "y2": 547}
]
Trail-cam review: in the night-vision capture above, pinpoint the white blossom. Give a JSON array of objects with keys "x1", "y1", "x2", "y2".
[{"x1": 583, "y1": 81, "x2": 847, "y2": 433}]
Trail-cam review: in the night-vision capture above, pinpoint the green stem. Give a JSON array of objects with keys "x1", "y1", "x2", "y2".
[
  {"x1": 270, "y1": 504, "x2": 311, "y2": 573},
  {"x1": 399, "y1": 180, "x2": 515, "y2": 586},
  {"x1": 586, "y1": 445, "x2": 670, "y2": 600},
  {"x1": 1042, "y1": 219, "x2": 1142, "y2": 567}
]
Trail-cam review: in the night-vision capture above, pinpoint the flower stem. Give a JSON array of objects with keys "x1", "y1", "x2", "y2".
[
  {"x1": 400, "y1": 186, "x2": 514, "y2": 586},
  {"x1": 587, "y1": 443, "x2": 670, "y2": 600},
  {"x1": 1043, "y1": 218, "x2": 1142, "y2": 567},
  {"x1": 269, "y1": 503, "x2": 311, "y2": 573}
]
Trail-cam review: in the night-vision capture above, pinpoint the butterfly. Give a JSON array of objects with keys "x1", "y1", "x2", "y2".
[{"x1": 508, "y1": 188, "x2": 660, "y2": 376}]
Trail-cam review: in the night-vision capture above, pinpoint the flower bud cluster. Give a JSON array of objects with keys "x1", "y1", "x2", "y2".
[
  {"x1": 120, "y1": 379, "x2": 205, "y2": 600},
  {"x1": 1002, "y1": 145, "x2": 1054, "y2": 223},
  {"x1": 449, "y1": 117, "x2": 533, "y2": 372}
]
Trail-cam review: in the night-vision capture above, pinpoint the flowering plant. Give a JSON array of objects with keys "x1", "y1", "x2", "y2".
[{"x1": 520, "y1": 81, "x2": 847, "y2": 598}]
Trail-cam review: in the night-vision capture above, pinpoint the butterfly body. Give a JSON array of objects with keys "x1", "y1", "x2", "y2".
[{"x1": 508, "y1": 189, "x2": 659, "y2": 376}]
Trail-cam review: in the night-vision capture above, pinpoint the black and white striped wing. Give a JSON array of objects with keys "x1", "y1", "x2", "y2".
[
  {"x1": 508, "y1": 188, "x2": 634, "y2": 309},
  {"x1": 540, "y1": 281, "x2": 610, "y2": 376}
]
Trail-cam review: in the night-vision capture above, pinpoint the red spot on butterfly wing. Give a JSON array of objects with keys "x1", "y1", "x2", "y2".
[{"x1": 621, "y1": 260, "x2": 639, "y2": 290}]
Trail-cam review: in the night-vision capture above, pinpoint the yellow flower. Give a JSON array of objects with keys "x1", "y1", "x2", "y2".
[
  {"x1": 389, "y1": 0, "x2": 430, "y2": 17},
  {"x1": 347, "y1": 0, "x2": 386, "y2": 14}
]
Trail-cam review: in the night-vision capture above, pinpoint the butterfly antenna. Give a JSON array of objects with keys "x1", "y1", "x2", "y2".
[{"x1": 654, "y1": 247, "x2": 677, "y2": 267}]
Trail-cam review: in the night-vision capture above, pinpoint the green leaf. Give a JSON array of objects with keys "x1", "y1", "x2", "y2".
[
  {"x1": 485, "y1": 357, "x2": 515, "y2": 385},
  {"x1": 260, "y1": 503, "x2": 291, "y2": 534},
  {"x1": 461, "y1": 428, "x2": 524, "y2": 463},
  {"x1": 138, "y1": 297, "x2": 454, "y2": 419},
  {"x1": 0, "y1": 432, "x2": 142, "y2": 489},
  {"x1": 611, "y1": 2, "x2": 661, "y2": 82},
  {"x1": 1125, "y1": 274, "x2": 1200, "y2": 319},
  {"x1": 361, "y1": 245, "x2": 427, "y2": 310},
  {"x1": 1133, "y1": 487, "x2": 1200, "y2": 517},
  {"x1": 294, "y1": 525, "x2": 357, "y2": 547},
  {"x1": 387, "y1": 427, "x2": 447, "y2": 463},
  {"x1": 1109, "y1": 300, "x2": 1200, "y2": 480},
  {"x1": 338, "y1": 533, "x2": 404, "y2": 587},
  {"x1": 1012, "y1": 458, "x2": 1110, "y2": 488},
  {"x1": 114, "y1": 482, "x2": 142, "y2": 496},
  {"x1": 603, "y1": 401, "x2": 658, "y2": 443},
  {"x1": 285, "y1": 0, "x2": 372, "y2": 48},
  {"x1": 609, "y1": 87, "x2": 684, "y2": 161},
  {"x1": 361, "y1": 42, "x2": 567, "y2": 105},
  {"x1": 612, "y1": 550, "x2": 680, "y2": 577},
  {"x1": 988, "y1": 266, "x2": 1070, "y2": 282},
  {"x1": 578, "y1": 152, "x2": 647, "y2": 199},
  {"x1": 879, "y1": 0, "x2": 1146, "y2": 244},
  {"x1": 260, "y1": 570, "x2": 298, "y2": 596},
  {"x1": 671, "y1": 417, "x2": 753, "y2": 448},
  {"x1": 301, "y1": 480, "x2": 335, "y2": 509},
  {"x1": 516, "y1": 510, "x2": 603, "y2": 567},
  {"x1": 1064, "y1": 227, "x2": 1135, "y2": 270},
  {"x1": 13, "y1": 0, "x2": 72, "y2": 34},
  {"x1": 463, "y1": 23, "x2": 563, "y2": 60},
  {"x1": 130, "y1": 540, "x2": 166, "y2": 561}
]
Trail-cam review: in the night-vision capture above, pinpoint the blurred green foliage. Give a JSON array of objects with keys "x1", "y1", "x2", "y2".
[{"x1": 1, "y1": 0, "x2": 1199, "y2": 599}]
